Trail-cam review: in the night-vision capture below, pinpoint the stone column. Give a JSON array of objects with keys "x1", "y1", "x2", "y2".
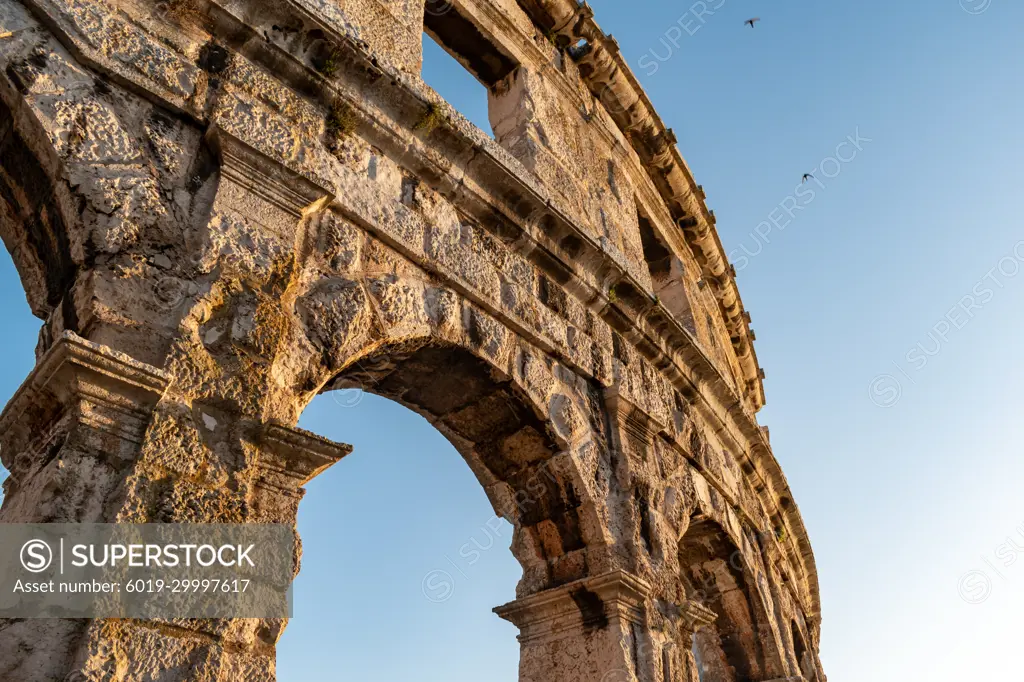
[
  {"x1": 495, "y1": 570, "x2": 653, "y2": 682},
  {"x1": 0, "y1": 333, "x2": 349, "y2": 682}
]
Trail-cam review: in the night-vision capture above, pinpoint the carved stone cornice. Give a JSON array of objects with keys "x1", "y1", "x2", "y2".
[
  {"x1": 205, "y1": 123, "x2": 335, "y2": 219},
  {"x1": 680, "y1": 599, "x2": 716, "y2": 635},
  {"x1": 494, "y1": 570, "x2": 651, "y2": 645},
  {"x1": 530, "y1": 0, "x2": 764, "y2": 410},
  {"x1": 604, "y1": 383, "x2": 665, "y2": 467},
  {"x1": 0, "y1": 332, "x2": 171, "y2": 472},
  {"x1": 254, "y1": 423, "x2": 352, "y2": 499}
]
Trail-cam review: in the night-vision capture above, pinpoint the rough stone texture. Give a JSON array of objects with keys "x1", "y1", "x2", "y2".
[{"x1": 0, "y1": 0, "x2": 826, "y2": 680}]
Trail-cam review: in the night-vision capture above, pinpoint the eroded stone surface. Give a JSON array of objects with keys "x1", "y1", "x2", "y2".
[{"x1": 0, "y1": 0, "x2": 826, "y2": 680}]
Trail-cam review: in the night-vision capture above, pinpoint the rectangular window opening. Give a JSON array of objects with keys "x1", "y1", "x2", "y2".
[
  {"x1": 638, "y1": 206, "x2": 697, "y2": 336},
  {"x1": 421, "y1": 2, "x2": 519, "y2": 138}
]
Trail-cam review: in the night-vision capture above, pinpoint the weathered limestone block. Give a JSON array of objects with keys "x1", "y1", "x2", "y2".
[
  {"x1": 296, "y1": 0, "x2": 424, "y2": 73},
  {"x1": 496, "y1": 571, "x2": 654, "y2": 682},
  {"x1": 0, "y1": 332, "x2": 171, "y2": 523},
  {"x1": 490, "y1": 65, "x2": 647, "y2": 286}
]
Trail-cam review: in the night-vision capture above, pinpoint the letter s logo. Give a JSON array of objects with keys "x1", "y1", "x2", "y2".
[{"x1": 21, "y1": 540, "x2": 53, "y2": 573}]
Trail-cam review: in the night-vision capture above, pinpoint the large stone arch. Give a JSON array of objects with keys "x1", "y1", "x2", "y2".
[
  {"x1": 790, "y1": 620, "x2": 815, "y2": 682},
  {"x1": 676, "y1": 515, "x2": 785, "y2": 682},
  {"x1": 0, "y1": 94, "x2": 76, "y2": 319},
  {"x1": 0, "y1": 0, "x2": 828, "y2": 680},
  {"x1": 305, "y1": 324, "x2": 614, "y2": 595},
  {"x1": 332, "y1": 342, "x2": 586, "y2": 584}
]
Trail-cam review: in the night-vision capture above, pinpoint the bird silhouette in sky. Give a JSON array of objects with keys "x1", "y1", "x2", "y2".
[
  {"x1": 802, "y1": 173, "x2": 814, "y2": 183},
  {"x1": 745, "y1": 18, "x2": 760, "y2": 28}
]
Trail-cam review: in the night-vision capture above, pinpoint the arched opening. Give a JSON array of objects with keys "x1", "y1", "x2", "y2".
[
  {"x1": 0, "y1": 251, "x2": 44, "y2": 504},
  {"x1": 637, "y1": 206, "x2": 697, "y2": 336},
  {"x1": 326, "y1": 342, "x2": 588, "y2": 584},
  {"x1": 0, "y1": 103, "x2": 51, "y2": 503},
  {"x1": 0, "y1": 96, "x2": 75, "y2": 320},
  {"x1": 791, "y1": 620, "x2": 814, "y2": 682},
  {"x1": 278, "y1": 339, "x2": 591, "y2": 680},
  {"x1": 679, "y1": 516, "x2": 769, "y2": 682},
  {"x1": 277, "y1": 390, "x2": 521, "y2": 680}
]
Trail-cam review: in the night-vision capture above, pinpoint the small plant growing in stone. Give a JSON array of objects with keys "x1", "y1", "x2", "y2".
[
  {"x1": 775, "y1": 525, "x2": 788, "y2": 543},
  {"x1": 414, "y1": 102, "x2": 445, "y2": 134},
  {"x1": 325, "y1": 101, "x2": 359, "y2": 146},
  {"x1": 608, "y1": 284, "x2": 618, "y2": 303},
  {"x1": 316, "y1": 48, "x2": 342, "y2": 78}
]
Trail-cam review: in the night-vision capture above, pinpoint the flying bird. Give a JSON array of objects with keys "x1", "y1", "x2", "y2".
[
  {"x1": 745, "y1": 17, "x2": 760, "y2": 28},
  {"x1": 802, "y1": 173, "x2": 814, "y2": 183}
]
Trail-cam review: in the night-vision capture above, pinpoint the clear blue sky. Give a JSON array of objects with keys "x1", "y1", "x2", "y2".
[{"x1": 1, "y1": 1, "x2": 1022, "y2": 679}]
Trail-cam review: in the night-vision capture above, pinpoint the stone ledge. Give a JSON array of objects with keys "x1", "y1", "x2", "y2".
[
  {"x1": 205, "y1": 123, "x2": 335, "y2": 219},
  {"x1": 254, "y1": 423, "x2": 352, "y2": 498},
  {"x1": 0, "y1": 332, "x2": 172, "y2": 468},
  {"x1": 494, "y1": 570, "x2": 651, "y2": 645},
  {"x1": 33, "y1": 331, "x2": 171, "y2": 393},
  {"x1": 680, "y1": 599, "x2": 717, "y2": 633},
  {"x1": 604, "y1": 382, "x2": 665, "y2": 468}
]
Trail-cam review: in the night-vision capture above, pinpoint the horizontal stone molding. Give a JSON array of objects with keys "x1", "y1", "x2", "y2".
[
  {"x1": 255, "y1": 423, "x2": 353, "y2": 498},
  {"x1": 205, "y1": 123, "x2": 336, "y2": 219},
  {"x1": 680, "y1": 599, "x2": 717, "y2": 634},
  {"x1": 0, "y1": 331, "x2": 171, "y2": 467},
  {"x1": 494, "y1": 570, "x2": 651, "y2": 645}
]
